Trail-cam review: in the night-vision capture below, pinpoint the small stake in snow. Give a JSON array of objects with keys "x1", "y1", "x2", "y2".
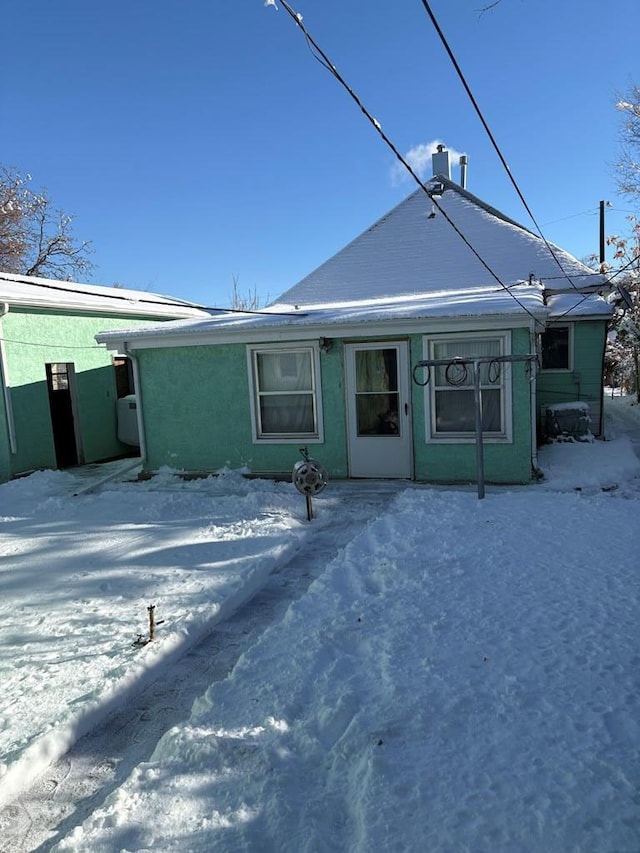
[
  {"x1": 132, "y1": 604, "x2": 165, "y2": 647},
  {"x1": 148, "y1": 604, "x2": 156, "y2": 641}
]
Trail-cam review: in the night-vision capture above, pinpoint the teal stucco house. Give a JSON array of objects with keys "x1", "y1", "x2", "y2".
[
  {"x1": 95, "y1": 156, "x2": 612, "y2": 485},
  {"x1": 0, "y1": 272, "x2": 210, "y2": 483}
]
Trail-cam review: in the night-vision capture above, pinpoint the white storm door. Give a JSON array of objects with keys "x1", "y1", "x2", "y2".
[{"x1": 345, "y1": 342, "x2": 413, "y2": 478}]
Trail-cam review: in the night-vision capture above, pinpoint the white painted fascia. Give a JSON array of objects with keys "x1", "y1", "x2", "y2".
[
  {"x1": 95, "y1": 312, "x2": 543, "y2": 352},
  {"x1": 0, "y1": 272, "x2": 208, "y2": 320},
  {"x1": 4, "y1": 295, "x2": 207, "y2": 319}
]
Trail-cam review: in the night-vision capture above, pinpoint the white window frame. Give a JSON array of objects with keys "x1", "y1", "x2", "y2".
[
  {"x1": 540, "y1": 324, "x2": 573, "y2": 372},
  {"x1": 422, "y1": 331, "x2": 513, "y2": 444},
  {"x1": 247, "y1": 343, "x2": 324, "y2": 444}
]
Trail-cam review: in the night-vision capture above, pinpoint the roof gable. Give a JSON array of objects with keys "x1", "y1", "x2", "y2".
[
  {"x1": 272, "y1": 177, "x2": 607, "y2": 309},
  {"x1": 93, "y1": 179, "x2": 612, "y2": 351}
]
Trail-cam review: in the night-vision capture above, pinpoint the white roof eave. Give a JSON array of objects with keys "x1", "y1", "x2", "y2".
[
  {"x1": 0, "y1": 271, "x2": 209, "y2": 320},
  {"x1": 95, "y1": 309, "x2": 546, "y2": 352},
  {"x1": 4, "y1": 293, "x2": 208, "y2": 319}
]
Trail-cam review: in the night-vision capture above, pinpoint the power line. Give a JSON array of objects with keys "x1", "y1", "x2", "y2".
[
  {"x1": 272, "y1": 1, "x2": 545, "y2": 329},
  {"x1": 552, "y1": 254, "x2": 639, "y2": 319},
  {"x1": 553, "y1": 294, "x2": 595, "y2": 320},
  {"x1": 540, "y1": 271, "x2": 611, "y2": 281},
  {"x1": 541, "y1": 208, "x2": 599, "y2": 226},
  {"x1": 0, "y1": 275, "x2": 204, "y2": 311},
  {"x1": 606, "y1": 254, "x2": 640, "y2": 282},
  {"x1": 418, "y1": 0, "x2": 584, "y2": 295},
  {"x1": 0, "y1": 336, "x2": 102, "y2": 350}
]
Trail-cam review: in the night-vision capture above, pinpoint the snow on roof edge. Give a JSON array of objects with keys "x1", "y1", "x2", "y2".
[
  {"x1": 95, "y1": 286, "x2": 551, "y2": 349},
  {"x1": 0, "y1": 271, "x2": 211, "y2": 319}
]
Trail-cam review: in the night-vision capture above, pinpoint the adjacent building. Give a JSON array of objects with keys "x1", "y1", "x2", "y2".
[{"x1": 0, "y1": 272, "x2": 210, "y2": 483}]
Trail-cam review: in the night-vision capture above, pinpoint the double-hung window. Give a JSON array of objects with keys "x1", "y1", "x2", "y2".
[
  {"x1": 540, "y1": 325, "x2": 571, "y2": 370},
  {"x1": 248, "y1": 345, "x2": 323, "y2": 442},
  {"x1": 424, "y1": 333, "x2": 511, "y2": 441}
]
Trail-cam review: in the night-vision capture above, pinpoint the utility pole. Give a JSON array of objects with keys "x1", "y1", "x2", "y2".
[{"x1": 599, "y1": 200, "x2": 611, "y2": 266}]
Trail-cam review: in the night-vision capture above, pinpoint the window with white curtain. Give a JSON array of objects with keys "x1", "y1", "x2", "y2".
[
  {"x1": 425, "y1": 333, "x2": 510, "y2": 440},
  {"x1": 248, "y1": 345, "x2": 323, "y2": 441}
]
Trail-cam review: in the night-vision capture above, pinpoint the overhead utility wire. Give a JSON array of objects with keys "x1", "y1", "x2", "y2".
[
  {"x1": 0, "y1": 336, "x2": 102, "y2": 350},
  {"x1": 553, "y1": 253, "x2": 640, "y2": 319},
  {"x1": 541, "y1": 255, "x2": 639, "y2": 281},
  {"x1": 273, "y1": 1, "x2": 544, "y2": 328},
  {"x1": 418, "y1": 0, "x2": 584, "y2": 295},
  {"x1": 541, "y1": 208, "x2": 599, "y2": 226},
  {"x1": 604, "y1": 254, "x2": 640, "y2": 282}
]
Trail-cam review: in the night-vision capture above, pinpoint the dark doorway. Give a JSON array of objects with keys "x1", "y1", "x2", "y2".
[{"x1": 46, "y1": 362, "x2": 80, "y2": 468}]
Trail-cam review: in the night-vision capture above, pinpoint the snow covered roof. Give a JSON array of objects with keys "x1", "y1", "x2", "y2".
[
  {"x1": 546, "y1": 291, "x2": 612, "y2": 319},
  {"x1": 0, "y1": 271, "x2": 211, "y2": 320},
  {"x1": 273, "y1": 177, "x2": 609, "y2": 309},
  {"x1": 95, "y1": 177, "x2": 612, "y2": 350},
  {"x1": 96, "y1": 285, "x2": 552, "y2": 350}
]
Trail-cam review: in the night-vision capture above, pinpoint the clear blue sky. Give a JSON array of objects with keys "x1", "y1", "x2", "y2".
[{"x1": 4, "y1": 0, "x2": 638, "y2": 307}]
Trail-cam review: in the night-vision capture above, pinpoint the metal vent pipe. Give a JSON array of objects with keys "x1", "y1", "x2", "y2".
[{"x1": 459, "y1": 155, "x2": 468, "y2": 189}]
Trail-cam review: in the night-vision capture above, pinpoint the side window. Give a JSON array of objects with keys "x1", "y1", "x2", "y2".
[
  {"x1": 47, "y1": 362, "x2": 71, "y2": 391},
  {"x1": 248, "y1": 346, "x2": 323, "y2": 442},
  {"x1": 541, "y1": 326, "x2": 570, "y2": 370}
]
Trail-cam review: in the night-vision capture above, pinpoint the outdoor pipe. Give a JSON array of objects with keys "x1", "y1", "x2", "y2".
[
  {"x1": 124, "y1": 344, "x2": 147, "y2": 466},
  {"x1": 0, "y1": 303, "x2": 17, "y2": 454},
  {"x1": 529, "y1": 325, "x2": 539, "y2": 473}
]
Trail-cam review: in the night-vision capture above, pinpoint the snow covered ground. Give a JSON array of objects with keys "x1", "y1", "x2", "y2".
[{"x1": 1, "y1": 396, "x2": 640, "y2": 852}]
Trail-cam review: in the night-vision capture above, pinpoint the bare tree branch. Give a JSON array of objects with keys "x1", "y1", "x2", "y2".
[
  {"x1": 229, "y1": 274, "x2": 265, "y2": 310},
  {"x1": 0, "y1": 166, "x2": 94, "y2": 279},
  {"x1": 592, "y1": 216, "x2": 640, "y2": 399},
  {"x1": 615, "y1": 84, "x2": 640, "y2": 201}
]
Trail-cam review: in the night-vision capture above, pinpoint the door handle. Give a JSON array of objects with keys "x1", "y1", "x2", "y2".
[{"x1": 404, "y1": 403, "x2": 409, "y2": 415}]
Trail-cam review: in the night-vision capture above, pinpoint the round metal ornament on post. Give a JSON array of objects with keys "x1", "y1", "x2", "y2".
[{"x1": 292, "y1": 447, "x2": 328, "y2": 520}]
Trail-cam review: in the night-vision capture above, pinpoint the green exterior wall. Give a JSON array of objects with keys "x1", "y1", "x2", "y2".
[
  {"x1": 136, "y1": 326, "x2": 536, "y2": 485},
  {"x1": 138, "y1": 343, "x2": 350, "y2": 477},
  {"x1": 3, "y1": 310, "x2": 605, "y2": 486},
  {"x1": 0, "y1": 308, "x2": 167, "y2": 482},
  {"x1": 537, "y1": 320, "x2": 607, "y2": 438}
]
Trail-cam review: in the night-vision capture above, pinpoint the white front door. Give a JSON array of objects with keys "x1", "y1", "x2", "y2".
[{"x1": 345, "y1": 342, "x2": 413, "y2": 478}]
